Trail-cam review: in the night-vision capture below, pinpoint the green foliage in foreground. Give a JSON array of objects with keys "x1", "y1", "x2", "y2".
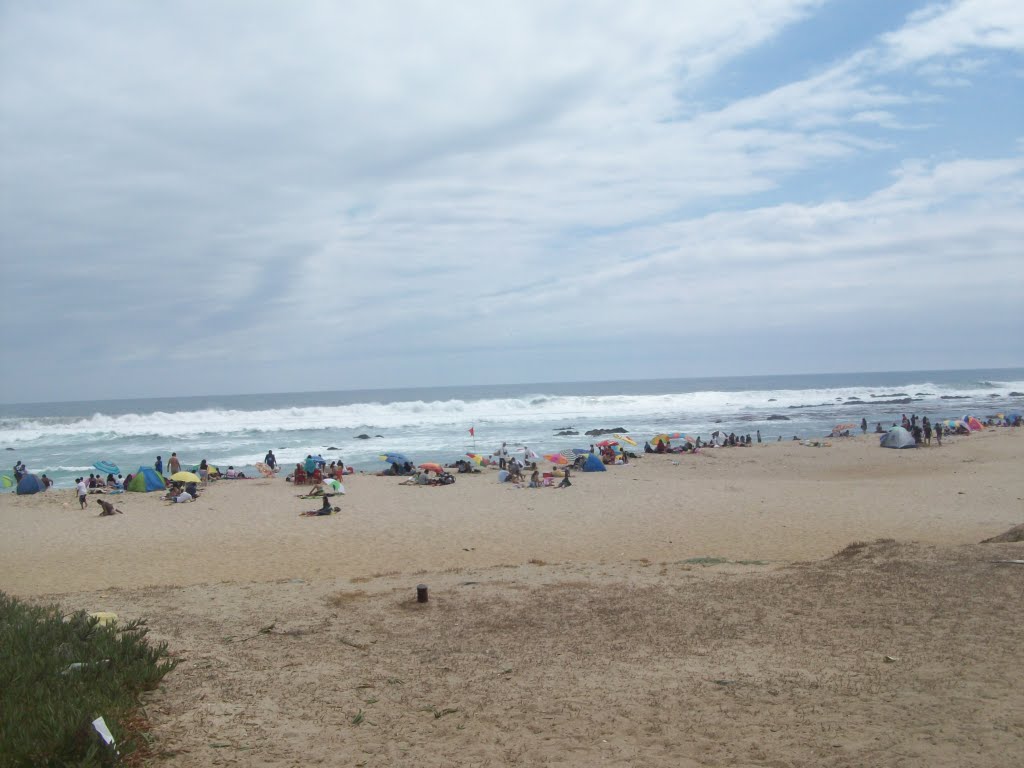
[{"x1": 0, "y1": 591, "x2": 178, "y2": 767}]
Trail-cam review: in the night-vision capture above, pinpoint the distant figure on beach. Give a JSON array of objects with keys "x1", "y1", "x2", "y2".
[
  {"x1": 923, "y1": 417, "x2": 932, "y2": 446},
  {"x1": 13, "y1": 461, "x2": 25, "y2": 482},
  {"x1": 265, "y1": 450, "x2": 277, "y2": 470},
  {"x1": 155, "y1": 455, "x2": 163, "y2": 475},
  {"x1": 97, "y1": 498, "x2": 122, "y2": 516},
  {"x1": 40, "y1": 474, "x2": 53, "y2": 489},
  {"x1": 935, "y1": 423, "x2": 942, "y2": 446},
  {"x1": 860, "y1": 418, "x2": 867, "y2": 434},
  {"x1": 76, "y1": 477, "x2": 88, "y2": 509},
  {"x1": 302, "y1": 496, "x2": 336, "y2": 516},
  {"x1": 496, "y1": 442, "x2": 508, "y2": 469},
  {"x1": 644, "y1": 441, "x2": 653, "y2": 453},
  {"x1": 198, "y1": 459, "x2": 209, "y2": 483},
  {"x1": 756, "y1": 430, "x2": 761, "y2": 443},
  {"x1": 558, "y1": 467, "x2": 572, "y2": 488},
  {"x1": 167, "y1": 452, "x2": 181, "y2": 475},
  {"x1": 875, "y1": 422, "x2": 884, "y2": 433}
]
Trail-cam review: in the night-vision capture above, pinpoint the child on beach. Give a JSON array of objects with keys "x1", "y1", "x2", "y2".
[
  {"x1": 558, "y1": 467, "x2": 572, "y2": 488},
  {"x1": 76, "y1": 477, "x2": 88, "y2": 509}
]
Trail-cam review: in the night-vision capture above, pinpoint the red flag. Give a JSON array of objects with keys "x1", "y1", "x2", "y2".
[{"x1": 469, "y1": 427, "x2": 475, "y2": 437}]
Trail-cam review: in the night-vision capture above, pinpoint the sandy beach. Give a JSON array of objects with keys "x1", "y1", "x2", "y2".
[{"x1": 3, "y1": 430, "x2": 1022, "y2": 766}]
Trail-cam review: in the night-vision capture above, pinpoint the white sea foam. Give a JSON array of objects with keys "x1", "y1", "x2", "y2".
[{"x1": 1, "y1": 380, "x2": 1021, "y2": 443}]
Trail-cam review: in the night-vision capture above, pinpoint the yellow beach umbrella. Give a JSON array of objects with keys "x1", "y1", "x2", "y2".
[
  {"x1": 613, "y1": 434, "x2": 637, "y2": 446},
  {"x1": 170, "y1": 471, "x2": 202, "y2": 484}
]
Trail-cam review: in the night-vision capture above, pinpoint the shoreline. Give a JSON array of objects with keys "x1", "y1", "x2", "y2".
[{"x1": 2, "y1": 430, "x2": 1020, "y2": 597}]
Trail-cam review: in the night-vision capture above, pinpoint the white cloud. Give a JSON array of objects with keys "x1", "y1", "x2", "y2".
[{"x1": 0, "y1": 1, "x2": 1022, "y2": 400}]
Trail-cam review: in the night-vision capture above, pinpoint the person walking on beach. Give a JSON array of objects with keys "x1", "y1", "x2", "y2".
[
  {"x1": 167, "y1": 452, "x2": 181, "y2": 475},
  {"x1": 155, "y1": 455, "x2": 163, "y2": 475},
  {"x1": 935, "y1": 423, "x2": 942, "y2": 447},
  {"x1": 756, "y1": 430, "x2": 761, "y2": 443},
  {"x1": 76, "y1": 477, "x2": 88, "y2": 509},
  {"x1": 265, "y1": 450, "x2": 277, "y2": 470},
  {"x1": 860, "y1": 418, "x2": 867, "y2": 434},
  {"x1": 923, "y1": 417, "x2": 932, "y2": 446}
]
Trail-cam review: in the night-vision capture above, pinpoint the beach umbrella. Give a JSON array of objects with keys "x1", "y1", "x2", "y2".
[
  {"x1": 380, "y1": 453, "x2": 409, "y2": 465},
  {"x1": 170, "y1": 471, "x2": 202, "y2": 484},
  {"x1": 93, "y1": 460, "x2": 119, "y2": 475},
  {"x1": 418, "y1": 462, "x2": 444, "y2": 474},
  {"x1": 613, "y1": 434, "x2": 637, "y2": 446},
  {"x1": 254, "y1": 462, "x2": 276, "y2": 478},
  {"x1": 1, "y1": 475, "x2": 12, "y2": 489},
  {"x1": 571, "y1": 448, "x2": 589, "y2": 455},
  {"x1": 595, "y1": 439, "x2": 619, "y2": 448},
  {"x1": 466, "y1": 453, "x2": 487, "y2": 466},
  {"x1": 651, "y1": 434, "x2": 671, "y2": 445},
  {"x1": 559, "y1": 448, "x2": 577, "y2": 461},
  {"x1": 544, "y1": 453, "x2": 568, "y2": 465}
]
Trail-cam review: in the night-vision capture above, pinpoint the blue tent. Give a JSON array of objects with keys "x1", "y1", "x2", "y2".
[
  {"x1": 127, "y1": 467, "x2": 166, "y2": 492},
  {"x1": 582, "y1": 453, "x2": 606, "y2": 472},
  {"x1": 16, "y1": 474, "x2": 45, "y2": 495},
  {"x1": 880, "y1": 427, "x2": 916, "y2": 449}
]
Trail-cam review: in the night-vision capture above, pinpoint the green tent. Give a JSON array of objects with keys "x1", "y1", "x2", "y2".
[{"x1": 127, "y1": 467, "x2": 166, "y2": 492}]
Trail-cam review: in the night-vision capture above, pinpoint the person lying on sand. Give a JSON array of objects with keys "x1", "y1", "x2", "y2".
[
  {"x1": 300, "y1": 496, "x2": 338, "y2": 516},
  {"x1": 97, "y1": 498, "x2": 123, "y2": 516}
]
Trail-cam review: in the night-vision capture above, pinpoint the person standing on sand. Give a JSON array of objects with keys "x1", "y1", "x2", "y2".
[
  {"x1": 167, "y1": 452, "x2": 181, "y2": 475},
  {"x1": 935, "y1": 423, "x2": 942, "y2": 447},
  {"x1": 76, "y1": 477, "x2": 88, "y2": 509},
  {"x1": 154, "y1": 455, "x2": 163, "y2": 475},
  {"x1": 923, "y1": 418, "x2": 932, "y2": 446},
  {"x1": 756, "y1": 430, "x2": 761, "y2": 443},
  {"x1": 861, "y1": 418, "x2": 867, "y2": 434},
  {"x1": 265, "y1": 450, "x2": 277, "y2": 470}
]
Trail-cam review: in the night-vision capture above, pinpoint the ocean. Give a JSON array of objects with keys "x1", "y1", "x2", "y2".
[{"x1": 2, "y1": 368, "x2": 1022, "y2": 489}]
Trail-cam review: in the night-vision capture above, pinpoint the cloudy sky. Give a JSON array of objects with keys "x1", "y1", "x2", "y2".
[{"x1": 1, "y1": 1, "x2": 1022, "y2": 403}]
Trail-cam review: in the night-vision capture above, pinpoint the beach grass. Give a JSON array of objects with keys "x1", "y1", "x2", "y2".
[{"x1": 0, "y1": 591, "x2": 177, "y2": 767}]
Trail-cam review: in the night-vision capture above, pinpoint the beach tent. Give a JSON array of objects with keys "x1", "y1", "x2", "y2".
[
  {"x1": 965, "y1": 416, "x2": 984, "y2": 431},
  {"x1": 582, "y1": 453, "x2": 606, "y2": 472},
  {"x1": 879, "y1": 427, "x2": 916, "y2": 449},
  {"x1": 16, "y1": 474, "x2": 45, "y2": 494},
  {"x1": 127, "y1": 467, "x2": 166, "y2": 493}
]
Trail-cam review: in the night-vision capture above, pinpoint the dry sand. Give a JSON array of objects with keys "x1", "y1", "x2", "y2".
[{"x1": 2, "y1": 430, "x2": 1022, "y2": 766}]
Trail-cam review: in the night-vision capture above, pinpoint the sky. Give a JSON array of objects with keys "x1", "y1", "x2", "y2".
[{"x1": 1, "y1": 0, "x2": 1022, "y2": 403}]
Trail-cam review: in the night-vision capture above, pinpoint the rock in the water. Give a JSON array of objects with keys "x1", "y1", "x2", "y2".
[
  {"x1": 327, "y1": 446, "x2": 339, "y2": 450},
  {"x1": 1010, "y1": 391, "x2": 1023, "y2": 397},
  {"x1": 584, "y1": 427, "x2": 627, "y2": 436},
  {"x1": 555, "y1": 430, "x2": 578, "y2": 436},
  {"x1": 766, "y1": 415, "x2": 790, "y2": 421},
  {"x1": 355, "y1": 434, "x2": 371, "y2": 440}
]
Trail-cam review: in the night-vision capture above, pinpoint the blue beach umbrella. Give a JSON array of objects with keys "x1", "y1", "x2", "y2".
[
  {"x1": 93, "y1": 460, "x2": 119, "y2": 475},
  {"x1": 379, "y1": 452, "x2": 409, "y2": 465}
]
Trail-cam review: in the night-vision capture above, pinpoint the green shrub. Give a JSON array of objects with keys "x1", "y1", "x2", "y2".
[{"x1": 0, "y1": 591, "x2": 178, "y2": 767}]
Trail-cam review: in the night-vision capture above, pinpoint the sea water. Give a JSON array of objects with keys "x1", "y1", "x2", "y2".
[{"x1": 1, "y1": 368, "x2": 1021, "y2": 489}]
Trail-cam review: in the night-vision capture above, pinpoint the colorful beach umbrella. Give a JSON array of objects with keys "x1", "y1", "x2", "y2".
[
  {"x1": 93, "y1": 460, "x2": 119, "y2": 475},
  {"x1": 1, "y1": 475, "x2": 12, "y2": 489},
  {"x1": 544, "y1": 453, "x2": 569, "y2": 465},
  {"x1": 170, "y1": 471, "x2": 202, "y2": 484},
  {"x1": 418, "y1": 462, "x2": 444, "y2": 474},
  {"x1": 651, "y1": 434, "x2": 671, "y2": 445},
  {"x1": 559, "y1": 449, "x2": 577, "y2": 461},
  {"x1": 466, "y1": 453, "x2": 487, "y2": 466},
  {"x1": 596, "y1": 439, "x2": 619, "y2": 447},
  {"x1": 613, "y1": 434, "x2": 638, "y2": 446},
  {"x1": 380, "y1": 453, "x2": 409, "y2": 465},
  {"x1": 255, "y1": 462, "x2": 276, "y2": 478}
]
